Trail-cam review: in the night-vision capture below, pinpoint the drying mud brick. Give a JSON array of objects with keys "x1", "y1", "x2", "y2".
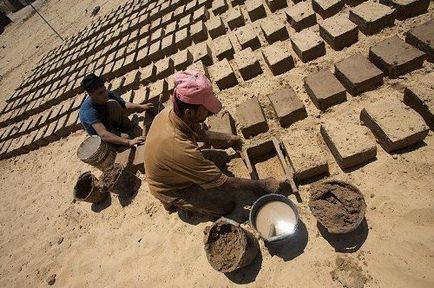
[
  {"x1": 261, "y1": 41, "x2": 294, "y2": 75},
  {"x1": 379, "y1": 0, "x2": 429, "y2": 20},
  {"x1": 268, "y1": 86, "x2": 307, "y2": 127},
  {"x1": 207, "y1": 111, "x2": 236, "y2": 135},
  {"x1": 237, "y1": 97, "x2": 268, "y2": 138},
  {"x1": 148, "y1": 79, "x2": 168, "y2": 103},
  {"x1": 193, "y1": 42, "x2": 213, "y2": 66},
  {"x1": 321, "y1": 119, "x2": 377, "y2": 170},
  {"x1": 312, "y1": 0, "x2": 344, "y2": 19},
  {"x1": 188, "y1": 61, "x2": 208, "y2": 77},
  {"x1": 132, "y1": 144, "x2": 146, "y2": 173},
  {"x1": 349, "y1": 2, "x2": 395, "y2": 35},
  {"x1": 291, "y1": 29, "x2": 326, "y2": 63},
  {"x1": 234, "y1": 48, "x2": 263, "y2": 81},
  {"x1": 207, "y1": 16, "x2": 226, "y2": 39},
  {"x1": 141, "y1": 63, "x2": 156, "y2": 84},
  {"x1": 123, "y1": 70, "x2": 141, "y2": 91},
  {"x1": 226, "y1": 7, "x2": 245, "y2": 30},
  {"x1": 265, "y1": 0, "x2": 288, "y2": 12},
  {"x1": 133, "y1": 87, "x2": 149, "y2": 104},
  {"x1": 283, "y1": 129, "x2": 329, "y2": 181},
  {"x1": 246, "y1": 0, "x2": 267, "y2": 22},
  {"x1": 406, "y1": 20, "x2": 434, "y2": 62},
  {"x1": 208, "y1": 59, "x2": 238, "y2": 90},
  {"x1": 319, "y1": 15, "x2": 358, "y2": 50},
  {"x1": 155, "y1": 57, "x2": 174, "y2": 79},
  {"x1": 360, "y1": 97, "x2": 429, "y2": 153},
  {"x1": 148, "y1": 41, "x2": 164, "y2": 62},
  {"x1": 176, "y1": 27, "x2": 191, "y2": 51},
  {"x1": 404, "y1": 73, "x2": 434, "y2": 128},
  {"x1": 304, "y1": 70, "x2": 347, "y2": 110},
  {"x1": 335, "y1": 53, "x2": 384, "y2": 95},
  {"x1": 215, "y1": 36, "x2": 235, "y2": 61},
  {"x1": 236, "y1": 25, "x2": 261, "y2": 50},
  {"x1": 162, "y1": 34, "x2": 176, "y2": 56},
  {"x1": 190, "y1": 20, "x2": 208, "y2": 44},
  {"x1": 173, "y1": 49, "x2": 193, "y2": 71},
  {"x1": 260, "y1": 17, "x2": 289, "y2": 44},
  {"x1": 43, "y1": 120, "x2": 60, "y2": 143},
  {"x1": 212, "y1": 0, "x2": 228, "y2": 15},
  {"x1": 369, "y1": 36, "x2": 425, "y2": 78},
  {"x1": 285, "y1": 1, "x2": 317, "y2": 32}
]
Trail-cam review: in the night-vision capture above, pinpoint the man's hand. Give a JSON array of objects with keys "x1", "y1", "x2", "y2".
[
  {"x1": 228, "y1": 135, "x2": 243, "y2": 151},
  {"x1": 128, "y1": 136, "x2": 146, "y2": 146},
  {"x1": 258, "y1": 177, "x2": 285, "y2": 195},
  {"x1": 138, "y1": 103, "x2": 156, "y2": 112}
]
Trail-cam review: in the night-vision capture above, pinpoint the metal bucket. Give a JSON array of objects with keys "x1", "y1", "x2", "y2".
[
  {"x1": 73, "y1": 172, "x2": 108, "y2": 204},
  {"x1": 204, "y1": 218, "x2": 259, "y2": 273},
  {"x1": 77, "y1": 136, "x2": 116, "y2": 172},
  {"x1": 249, "y1": 194, "x2": 300, "y2": 243}
]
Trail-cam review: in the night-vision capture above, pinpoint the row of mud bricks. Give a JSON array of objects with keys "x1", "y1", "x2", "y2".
[{"x1": 0, "y1": 0, "x2": 434, "y2": 158}]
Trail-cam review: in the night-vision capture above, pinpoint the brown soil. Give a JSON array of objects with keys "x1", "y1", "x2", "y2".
[
  {"x1": 101, "y1": 164, "x2": 140, "y2": 197},
  {"x1": 331, "y1": 256, "x2": 370, "y2": 288},
  {"x1": 254, "y1": 154, "x2": 286, "y2": 179},
  {"x1": 309, "y1": 181, "x2": 366, "y2": 234},
  {"x1": 203, "y1": 221, "x2": 246, "y2": 273}
]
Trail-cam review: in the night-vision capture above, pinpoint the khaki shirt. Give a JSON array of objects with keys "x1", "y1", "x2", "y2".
[{"x1": 144, "y1": 107, "x2": 228, "y2": 203}]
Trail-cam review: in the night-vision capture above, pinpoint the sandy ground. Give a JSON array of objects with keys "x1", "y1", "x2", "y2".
[{"x1": 1, "y1": 1, "x2": 434, "y2": 287}]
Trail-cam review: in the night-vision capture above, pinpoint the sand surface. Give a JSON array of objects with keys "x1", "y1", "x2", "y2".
[{"x1": 1, "y1": 1, "x2": 434, "y2": 287}]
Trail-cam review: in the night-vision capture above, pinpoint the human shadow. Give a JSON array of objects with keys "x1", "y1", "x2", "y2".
[
  {"x1": 118, "y1": 183, "x2": 140, "y2": 207},
  {"x1": 264, "y1": 220, "x2": 309, "y2": 262},
  {"x1": 177, "y1": 209, "x2": 217, "y2": 225},
  {"x1": 91, "y1": 193, "x2": 112, "y2": 212},
  {"x1": 317, "y1": 218, "x2": 369, "y2": 253},
  {"x1": 225, "y1": 249, "x2": 263, "y2": 284}
]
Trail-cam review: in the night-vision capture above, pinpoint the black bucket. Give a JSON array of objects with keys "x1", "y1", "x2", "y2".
[{"x1": 73, "y1": 172, "x2": 108, "y2": 204}]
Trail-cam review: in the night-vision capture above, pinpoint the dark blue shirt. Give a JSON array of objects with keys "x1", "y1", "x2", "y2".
[{"x1": 79, "y1": 91, "x2": 126, "y2": 135}]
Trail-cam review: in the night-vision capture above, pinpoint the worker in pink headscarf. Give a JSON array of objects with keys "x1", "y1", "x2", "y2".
[{"x1": 144, "y1": 70, "x2": 284, "y2": 216}]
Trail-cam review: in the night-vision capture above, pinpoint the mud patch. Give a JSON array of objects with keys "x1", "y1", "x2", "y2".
[
  {"x1": 309, "y1": 180, "x2": 366, "y2": 234},
  {"x1": 331, "y1": 255, "x2": 370, "y2": 288}
]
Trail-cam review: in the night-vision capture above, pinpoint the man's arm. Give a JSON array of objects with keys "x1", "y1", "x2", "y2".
[
  {"x1": 125, "y1": 102, "x2": 155, "y2": 113},
  {"x1": 197, "y1": 130, "x2": 243, "y2": 150},
  {"x1": 92, "y1": 122, "x2": 145, "y2": 146},
  {"x1": 219, "y1": 176, "x2": 285, "y2": 196}
]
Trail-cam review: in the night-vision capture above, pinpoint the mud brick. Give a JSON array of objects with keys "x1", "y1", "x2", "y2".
[
  {"x1": 0, "y1": 140, "x2": 12, "y2": 159},
  {"x1": 162, "y1": 33, "x2": 176, "y2": 56},
  {"x1": 121, "y1": 90, "x2": 135, "y2": 103},
  {"x1": 234, "y1": 48, "x2": 262, "y2": 80},
  {"x1": 261, "y1": 41, "x2": 294, "y2": 75},
  {"x1": 349, "y1": 2, "x2": 394, "y2": 35},
  {"x1": 319, "y1": 15, "x2": 358, "y2": 51},
  {"x1": 265, "y1": 0, "x2": 287, "y2": 12},
  {"x1": 65, "y1": 109, "x2": 81, "y2": 133},
  {"x1": 207, "y1": 111, "x2": 236, "y2": 135},
  {"x1": 179, "y1": 14, "x2": 192, "y2": 30},
  {"x1": 285, "y1": 2, "x2": 317, "y2": 32},
  {"x1": 173, "y1": 49, "x2": 193, "y2": 71},
  {"x1": 406, "y1": 20, "x2": 434, "y2": 62},
  {"x1": 191, "y1": 20, "x2": 208, "y2": 43},
  {"x1": 110, "y1": 76, "x2": 125, "y2": 94},
  {"x1": 185, "y1": 0, "x2": 199, "y2": 13},
  {"x1": 208, "y1": 59, "x2": 238, "y2": 90},
  {"x1": 321, "y1": 119, "x2": 377, "y2": 170},
  {"x1": 304, "y1": 70, "x2": 347, "y2": 110},
  {"x1": 148, "y1": 41, "x2": 164, "y2": 62},
  {"x1": 44, "y1": 120, "x2": 60, "y2": 143},
  {"x1": 136, "y1": 46, "x2": 150, "y2": 67},
  {"x1": 246, "y1": 0, "x2": 267, "y2": 22},
  {"x1": 335, "y1": 53, "x2": 384, "y2": 95},
  {"x1": 132, "y1": 144, "x2": 146, "y2": 173},
  {"x1": 226, "y1": 7, "x2": 245, "y2": 30},
  {"x1": 123, "y1": 70, "x2": 141, "y2": 90},
  {"x1": 141, "y1": 63, "x2": 157, "y2": 85},
  {"x1": 268, "y1": 86, "x2": 307, "y2": 127},
  {"x1": 167, "y1": 75, "x2": 175, "y2": 95},
  {"x1": 155, "y1": 58, "x2": 174, "y2": 79},
  {"x1": 369, "y1": 36, "x2": 425, "y2": 78},
  {"x1": 260, "y1": 17, "x2": 289, "y2": 44},
  {"x1": 283, "y1": 129, "x2": 329, "y2": 180},
  {"x1": 188, "y1": 61, "x2": 208, "y2": 77},
  {"x1": 193, "y1": 42, "x2": 213, "y2": 66},
  {"x1": 173, "y1": 4, "x2": 186, "y2": 20},
  {"x1": 215, "y1": 36, "x2": 235, "y2": 60},
  {"x1": 291, "y1": 29, "x2": 325, "y2": 63},
  {"x1": 237, "y1": 97, "x2": 268, "y2": 138},
  {"x1": 404, "y1": 73, "x2": 434, "y2": 128},
  {"x1": 54, "y1": 114, "x2": 70, "y2": 138},
  {"x1": 207, "y1": 16, "x2": 226, "y2": 39},
  {"x1": 380, "y1": 0, "x2": 429, "y2": 20},
  {"x1": 193, "y1": 5, "x2": 210, "y2": 22},
  {"x1": 312, "y1": 0, "x2": 344, "y2": 19},
  {"x1": 115, "y1": 147, "x2": 135, "y2": 167},
  {"x1": 236, "y1": 25, "x2": 261, "y2": 50},
  {"x1": 133, "y1": 87, "x2": 149, "y2": 104},
  {"x1": 38, "y1": 110, "x2": 52, "y2": 127},
  {"x1": 175, "y1": 27, "x2": 191, "y2": 51},
  {"x1": 148, "y1": 79, "x2": 168, "y2": 103},
  {"x1": 212, "y1": 0, "x2": 228, "y2": 15},
  {"x1": 21, "y1": 130, "x2": 39, "y2": 151},
  {"x1": 165, "y1": 21, "x2": 177, "y2": 36},
  {"x1": 361, "y1": 97, "x2": 429, "y2": 153}
]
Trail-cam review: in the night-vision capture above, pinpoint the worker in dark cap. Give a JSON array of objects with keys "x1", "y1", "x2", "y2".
[{"x1": 79, "y1": 73, "x2": 154, "y2": 146}]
